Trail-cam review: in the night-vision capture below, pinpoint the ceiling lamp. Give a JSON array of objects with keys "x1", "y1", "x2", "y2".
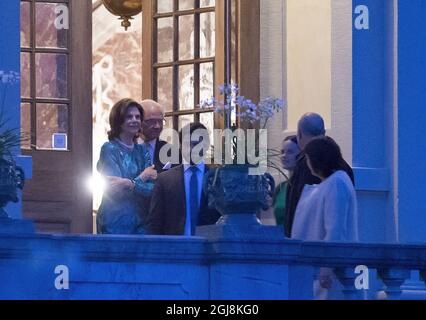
[{"x1": 102, "y1": 0, "x2": 142, "y2": 31}]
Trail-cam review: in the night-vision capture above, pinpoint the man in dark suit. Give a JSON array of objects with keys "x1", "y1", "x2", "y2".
[
  {"x1": 138, "y1": 100, "x2": 180, "y2": 226},
  {"x1": 146, "y1": 122, "x2": 220, "y2": 236},
  {"x1": 284, "y1": 113, "x2": 355, "y2": 238},
  {"x1": 140, "y1": 99, "x2": 178, "y2": 173}
]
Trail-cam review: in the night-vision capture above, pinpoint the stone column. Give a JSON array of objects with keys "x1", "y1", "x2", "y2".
[{"x1": 396, "y1": 0, "x2": 426, "y2": 243}]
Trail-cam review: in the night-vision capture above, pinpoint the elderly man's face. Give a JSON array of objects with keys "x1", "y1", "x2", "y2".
[{"x1": 142, "y1": 104, "x2": 164, "y2": 141}]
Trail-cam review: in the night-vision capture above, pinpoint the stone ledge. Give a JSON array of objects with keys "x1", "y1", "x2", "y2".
[
  {"x1": 352, "y1": 167, "x2": 390, "y2": 192},
  {"x1": 0, "y1": 218, "x2": 34, "y2": 235}
]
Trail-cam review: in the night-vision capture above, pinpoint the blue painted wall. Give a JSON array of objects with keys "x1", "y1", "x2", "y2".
[
  {"x1": 397, "y1": 0, "x2": 426, "y2": 243},
  {"x1": 0, "y1": 0, "x2": 20, "y2": 132},
  {"x1": 0, "y1": 0, "x2": 29, "y2": 219}
]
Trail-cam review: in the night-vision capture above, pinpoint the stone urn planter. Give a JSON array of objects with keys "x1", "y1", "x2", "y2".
[
  {"x1": 0, "y1": 158, "x2": 25, "y2": 218},
  {"x1": 199, "y1": 164, "x2": 283, "y2": 239},
  {"x1": 0, "y1": 70, "x2": 34, "y2": 233},
  {"x1": 198, "y1": 83, "x2": 286, "y2": 239},
  {"x1": 205, "y1": 164, "x2": 274, "y2": 215},
  {"x1": 0, "y1": 157, "x2": 33, "y2": 234}
]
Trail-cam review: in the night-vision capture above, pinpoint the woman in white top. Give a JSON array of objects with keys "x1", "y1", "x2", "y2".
[{"x1": 291, "y1": 136, "x2": 358, "y2": 299}]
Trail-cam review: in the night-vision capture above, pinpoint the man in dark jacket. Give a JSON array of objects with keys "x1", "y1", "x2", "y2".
[
  {"x1": 138, "y1": 100, "x2": 181, "y2": 225},
  {"x1": 284, "y1": 113, "x2": 354, "y2": 238},
  {"x1": 146, "y1": 122, "x2": 220, "y2": 235}
]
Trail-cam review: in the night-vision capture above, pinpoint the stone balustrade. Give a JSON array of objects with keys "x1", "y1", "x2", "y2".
[{"x1": 0, "y1": 231, "x2": 425, "y2": 300}]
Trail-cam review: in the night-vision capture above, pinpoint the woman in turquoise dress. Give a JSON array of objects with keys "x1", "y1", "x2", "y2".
[
  {"x1": 273, "y1": 135, "x2": 300, "y2": 226},
  {"x1": 97, "y1": 98, "x2": 158, "y2": 234}
]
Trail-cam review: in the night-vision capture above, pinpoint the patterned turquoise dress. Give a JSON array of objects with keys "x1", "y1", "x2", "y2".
[{"x1": 96, "y1": 140, "x2": 154, "y2": 234}]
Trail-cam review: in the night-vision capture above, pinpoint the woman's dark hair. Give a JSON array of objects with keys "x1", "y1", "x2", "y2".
[
  {"x1": 284, "y1": 135, "x2": 298, "y2": 145},
  {"x1": 178, "y1": 122, "x2": 208, "y2": 145},
  {"x1": 108, "y1": 98, "x2": 144, "y2": 141},
  {"x1": 304, "y1": 136, "x2": 346, "y2": 178}
]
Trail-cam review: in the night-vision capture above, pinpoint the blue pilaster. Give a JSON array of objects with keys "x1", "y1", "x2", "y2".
[
  {"x1": 397, "y1": 0, "x2": 426, "y2": 243},
  {"x1": 352, "y1": 1, "x2": 393, "y2": 243},
  {"x1": 352, "y1": 0, "x2": 386, "y2": 169},
  {"x1": 353, "y1": 0, "x2": 426, "y2": 244}
]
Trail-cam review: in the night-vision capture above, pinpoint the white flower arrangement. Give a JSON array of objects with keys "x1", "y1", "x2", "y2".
[
  {"x1": 200, "y1": 83, "x2": 287, "y2": 177},
  {"x1": 0, "y1": 71, "x2": 20, "y2": 85},
  {"x1": 200, "y1": 83, "x2": 285, "y2": 129}
]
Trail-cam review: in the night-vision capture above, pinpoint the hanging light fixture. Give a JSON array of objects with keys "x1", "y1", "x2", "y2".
[{"x1": 101, "y1": 0, "x2": 142, "y2": 31}]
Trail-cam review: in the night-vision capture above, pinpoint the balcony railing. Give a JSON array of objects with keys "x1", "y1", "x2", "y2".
[{"x1": 0, "y1": 231, "x2": 425, "y2": 300}]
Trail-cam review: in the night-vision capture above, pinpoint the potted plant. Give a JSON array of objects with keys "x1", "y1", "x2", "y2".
[
  {"x1": 0, "y1": 70, "x2": 26, "y2": 218},
  {"x1": 199, "y1": 84, "x2": 286, "y2": 236}
]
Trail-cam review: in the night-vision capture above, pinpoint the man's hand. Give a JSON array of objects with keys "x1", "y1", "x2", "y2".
[{"x1": 140, "y1": 165, "x2": 158, "y2": 182}]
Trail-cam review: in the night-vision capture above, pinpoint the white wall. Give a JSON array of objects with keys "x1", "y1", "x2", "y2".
[
  {"x1": 260, "y1": 0, "x2": 353, "y2": 224},
  {"x1": 261, "y1": 0, "x2": 352, "y2": 162},
  {"x1": 330, "y1": 0, "x2": 353, "y2": 165},
  {"x1": 260, "y1": 1, "x2": 284, "y2": 146},
  {"x1": 286, "y1": 0, "x2": 332, "y2": 131}
]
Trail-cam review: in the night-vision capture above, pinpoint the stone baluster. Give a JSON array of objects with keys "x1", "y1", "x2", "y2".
[
  {"x1": 377, "y1": 268, "x2": 411, "y2": 300},
  {"x1": 419, "y1": 270, "x2": 426, "y2": 288},
  {"x1": 335, "y1": 267, "x2": 360, "y2": 300}
]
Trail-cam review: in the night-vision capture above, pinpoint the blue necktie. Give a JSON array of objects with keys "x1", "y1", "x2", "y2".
[
  {"x1": 144, "y1": 143, "x2": 153, "y2": 165},
  {"x1": 189, "y1": 166, "x2": 200, "y2": 235}
]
